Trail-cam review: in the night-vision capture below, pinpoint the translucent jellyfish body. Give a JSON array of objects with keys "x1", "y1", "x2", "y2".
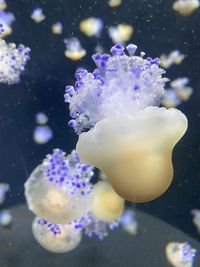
[
  {"x1": 160, "y1": 50, "x2": 185, "y2": 69},
  {"x1": 108, "y1": 24, "x2": 133, "y2": 44},
  {"x1": 108, "y1": 0, "x2": 122, "y2": 7},
  {"x1": 64, "y1": 37, "x2": 86, "y2": 61},
  {"x1": 166, "y1": 242, "x2": 196, "y2": 267},
  {"x1": 35, "y1": 112, "x2": 48, "y2": 125},
  {"x1": 120, "y1": 210, "x2": 138, "y2": 235},
  {"x1": 33, "y1": 125, "x2": 53, "y2": 144},
  {"x1": 171, "y1": 78, "x2": 193, "y2": 102},
  {"x1": 65, "y1": 43, "x2": 188, "y2": 203},
  {"x1": 31, "y1": 8, "x2": 45, "y2": 23},
  {"x1": 0, "y1": 11, "x2": 15, "y2": 37},
  {"x1": 92, "y1": 181, "x2": 124, "y2": 221},
  {"x1": 161, "y1": 89, "x2": 181, "y2": 108},
  {"x1": 0, "y1": 210, "x2": 12, "y2": 226},
  {"x1": 52, "y1": 22, "x2": 63, "y2": 35},
  {"x1": 0, "y1": 0, "x2": 7, "y2": 11},
  {"x1": 24, "y1": 149, "x2": 94, "y2": 224},
  {"x1": 32, "y1": 217, "x2": 82, "y2": 253},
  {"x1": 80, "y1": 17, "x2": 103, "y2": 37},
  {"x1": 173, "y1": 0, "x2": 200, "y2": 16}
]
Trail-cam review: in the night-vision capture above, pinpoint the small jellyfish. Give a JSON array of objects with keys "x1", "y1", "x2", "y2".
[
  {"x1": 160, "y1": 50, "x2": 185, "y2": 69},
  {"x1": 191, "y1": 209, "x2": 200, "y2": 233},
  {"x1": 24, "y1": 149, "x2": 94, "y2": 224},
  {"x1": 108, "y1": 24, "x2": 134, "y2": 44},
  {"x1": 166, "y1": 242, "x2": 197, "y2": 267},
  {"x1": 120, "y1": 210, "x2": 138, "y2": 236},
  {"x1": 0, "y1": 10, "x2": 15, "y2": 37},
  {"x1": 0, "y1": 0, "x2": 7, "y2": 11},
  {"x1": 52, "y1": 22, "x2": 63, "y2": 35},
  {"x1": 65, "y1": 43, "x2": 188, "y2": 203},
  {"x1": 0, "y1": 183, "x2": 9, "y2": 204},
  {"x1": 64, "y1": 37, "x2": 86, "y2": 61},
  {"x1": 31, "y1": 8, "x2": 45, "y2": 23},
  {"x1": 80, "y1": 17, "x2": 103, "y2": 37},
  {"x1": 35, "y1": 112, "x2": 48, "y2": 125},
  {"x1": 172, "y1": 0, "x2": 200, "y2": 16},
  {"x1": 32, "y1": 217, "x2": 82, "y2": 253},
  {"x1": 33, "y1": 125, "x2": 53, "y2": 144},
  {"x1": 161, "y1": 89, "x2": 181, "y2": 108},
  {"x1": 0, "y1": 210, "x2": 12, "y2": 226},
  {"x1": 92, "y1": 181, "x2": 124, "y2": 221},
  {"x1": 171, "y1": 78, "x2": 193, "y2": 101},
  {"x1": 108, "y1": 0, "x2": 122, "y2": 8}
]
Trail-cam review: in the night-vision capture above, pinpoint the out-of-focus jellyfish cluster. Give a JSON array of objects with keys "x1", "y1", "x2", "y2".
[
  {"x1": 108, "y1": 24, "x2": 134, "y2": 44},
  {"x1": 160, "y1": 50, "x2": 185, "y2": 69},
  {"x1": 0, "y1": 183, "x2": 12, "y2": 227},
  {"x1": 172, "y1": 0, "x2": 200, "y2": 16},
  {"x1": 65, "y1": 43, "x2": 188, "y2": 203},
  {"x1": 64, "y1": 37, "x2": 86, "y2": 61},
  {"x1": 0, "y1": 10, "x2": 15, "y2": 37},
  {"x1": 108, "y1": 0, "x2": 122, "y2": 8},
  {"x1": 80, "y1": 17, "x2": 103, "y2": 38},
  {"x1": 0, "y1": 24, "x2": 30, "y2": 85},
  {"x1": 52, "y1": 22, "x2": 63, "y2": 35},
  {"x1": 31, "y1": 8, "x2": 45, "y2": 23},
  {"x1": 0, "y1": 0, "x2": 7, "y2": 11},
  {"x1": 166, "y1": 242, "x2": 197, "y2": 267},
  {"x1": 25, "y1": 149, "x2": 127, "y2": 252},
  {"x1": 33, "y1": 112, "x2": 53, "y2": 144}
]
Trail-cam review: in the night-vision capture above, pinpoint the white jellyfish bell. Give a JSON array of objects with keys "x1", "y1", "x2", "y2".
[
  {"x1": 24, "y1": 149, "x2": 94, "y2": 223},
  {"x1": 65, "y1": 43, "x2": 188, "y2": 203}
]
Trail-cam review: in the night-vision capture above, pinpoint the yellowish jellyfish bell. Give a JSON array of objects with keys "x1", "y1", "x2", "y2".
[
  {"x1": 92, "y1": 181, "x2": 124, "y2": 221},
  {"x1": 172, "y1": 0, "x2": 200, "y2": 16},
  {"x1": 24, "y1": 164, "x2": 93, "y2": 224},
  {"x1": 32, "y1": 217, "x2": 82, "y2": 253},
  {"x1": 108, "y1": 0, "x2": 122, "y2": 8},
  {"x1": 76, "y1": 107, "x2": 188, "y2": 203}
]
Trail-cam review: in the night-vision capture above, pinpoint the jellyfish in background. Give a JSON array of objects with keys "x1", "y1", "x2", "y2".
[
  {"x1": 65, "y1": 43, "x2": 188, "y2": 203},
  {"x1": 80, "y1": 17, "x2": 103, "y2": 38},
  {"x1": 191, "y1": 209, "x2": 200, "y2": 233},
  {"x1": 108, "y1": 0, "x2": 122, "y2": 8},
  {"x1": 64, "y1": 37, "x2": 86, "y2": 61},
  {"x1": 0, "y1": 0, "x2": 7, "y2": 11},
  {"x1": 166, "y1": 242, "x2": 197, "y2": 267},
  {"x1": 33, "y1": 125, "x2": 53, "y2": 144},
  {"x1": 172, "y1": 0, "x2": 200, "y2": 16},
  {"x1": 0, "y1": 210, "x2": 12, "y2": 226},
  {"x1": 160, "y1": 50, "x2": 185, "y2": 69},
  {"x1": 108, "y1": 24, "x2": 134, "y2": 44},
  {"x1": 161, "y1": 89, "x2": 181, "y2": 108},
  {"x1": 24, "y1": 149, "x2": 94, "y2": 224},
  {"x1": 35, "y1": 112, "x2": 48, "y2": 125},
  {"x1": 31, "y1": 8, "x2": 45, "y2": 23},
  {"x1": 0, "y1": 25, "x2": 30, "y2": 85},
  {"x1": 0, "y1": 183, "x2": 9, "y2": 205},
  {"x1": 52, "y1": 22, "x2": 63, "y2": 35},
  {"x1": 120, "y1": 210, "x2": 138, "y2": 236},
  {"x1": 0, "y1": 10, "x2": 15, "y2": 37}
]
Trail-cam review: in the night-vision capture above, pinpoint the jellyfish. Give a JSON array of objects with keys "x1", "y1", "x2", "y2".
[
  {"x1": 160, "y1": 50, "x2": 185, "y2": 69},
  {"x1": 92, "y1": 181, "x2": 124, "y2": 221},
  {"x1": 52, "y1": 22, "x2": 63, "y2": 35},
  {"x1": 80, "y1": 17, "x2": 103, "y2": 38},
  {"x1": 166, "y1": 242, "x2": 196, "y2": 267},
  {"x1": 24, "y1": 149, "x2": 94, "y2": 224},
  {"x1": 120, "y1": 210, "x2": 138, "y2": 236},
  {"x1": 0, "y1": 0, "x2": 7, "y2": 11},
  {"x1": 0, "y1": 210, "x2": 12, "y2": 226},
  {"x1": 0, "y1": 26, "x2": 30, "y2": 84},
  {"x1": 171, "y1": 78, "x2": 193, "y2": 101},
  {"x1": 31, "y1": 8, "x2": 45, "y2": 23},
  {"x1": 0, "y1": 183, "x2": 9, "y2": 205},
  {"x1": 172, "y1": 0, "x2": 200, "y2": 16},
  {"x1": 32, "y1": 217, "x2": 82, "y2": 253},
  {"x1": 108, "y1": 24, "x2": 133, "y2": 44},
  {"x1": 64, "y1": 37, "x2": 86, "y2": 61},
  {"x1": 33, "y1": 125, "x2": 53, "y2": 144},
  {"x1": 161, "y1": 89, "x2": 181, "y2": 108},
  {"x1": 65, "y1": 43, "x2": 188, "y2": 203},
  {"x1": 191, "y1": 209, "x2": 200, "y2": 233},
  {"x1": 35, "y1": 112, "x2": 48, "y2": 125},
  {"x1": 108, "y1": 0, "x2": 122, "y2": 8},
  {"x1": 0, "y1": 10, "x2": 15, "y2": 37}
]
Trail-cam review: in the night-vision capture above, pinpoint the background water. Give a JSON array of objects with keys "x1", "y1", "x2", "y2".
[{"x1": 0, "y1": 0, "x2": 200, "y2": 262}]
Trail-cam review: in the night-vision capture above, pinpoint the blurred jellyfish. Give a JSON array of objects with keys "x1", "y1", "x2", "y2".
[
  {"x1": 0, "y1": 0, "x2": 7, "y2": 11},
  {"x1": 35, "y1": 112, "x2": 48, "y2": 125},
  {"x1": 161, "y1": 89, "x2": 181, "y2": 108},
  {"x1": 0, "y1": 183, "x2": 9, "y2": 204},
  {"x1": 52, "y1": 22, "x2": 63, "y2": 35},
  {"x1": 33, "y1": 125, "x2": 53, "y2": 144},
  {"x1": 80, "y1": 17, "x2": 103, "y2": 37},
  {"x1": 92, "y1": 181, "x2": 124, "y2": 221},
  {"x1": 160, "y1": 50, "x2": 185, "y2": 69},
  {"x1": 108, "y1": 24, "x2": 133, "y2": 44},
  {"x1": 24, "y1": 149, "x2": 94, "y2": 224},
  {"x1": 64, "y1": 37, "x2": 86, "y2": 61},
  {"x1": 120, "y1": 210, "x2": 138, "y2": 236},
  {"x1": 0, "y1": 10, "x2": 15, "y2": 37},
  {"x1": 65, "y1": 43, "x2": 188, "y2": 203},
  {"x1": 171, "y1": 78, "x2": 193, "y2": 101},
  {"x1": 172, "y1": 0, "x2": 200, "y2": 16},
  {"x1": 166, "y1": 242, "x2": 196, "y2": 267},
  {"x1": 0, "y1": 210, "x2": 12, "y2": 226},
  {"x1": 191, "y1": 209, "x2": 200, "y2": 233},
  {"x1": 32, "y1": 217, "x2": 82, "y2": 253},
  {"x1": 0, "y1": 27, "x2": 30, "y2": 84},
  {"x1": 31, "y1": 8, "x2": 45, "y2": 23},
  {"x1": 108, "y1": 0, "x2": 122, "y2": 7}
]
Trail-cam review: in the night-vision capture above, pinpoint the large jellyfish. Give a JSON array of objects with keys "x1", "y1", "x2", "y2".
[
  {"x1": 65, "y1": 43, "x2": 188, "y2": 203},
  {"x1": 24, "y1": 149, "x2": 94, "y2": 224},
  {"x1": 32, "y1": 217, "x2": 82, "y2": 253}
]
